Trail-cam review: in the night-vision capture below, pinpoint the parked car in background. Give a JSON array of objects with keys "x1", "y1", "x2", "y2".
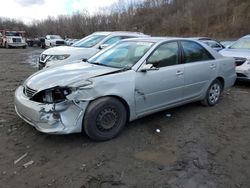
[
  {"x1": 190, "y1": 37, "x2": 225, "y2": 52},
  {"x1": 220, "y1": 35, "x2": 250, "y2": 81},
  {"x1": 65, "y1": 38, "x2": 79, "y2": 46},
  {"x1": 220, "y1": 40, "x2": 235, "y2": 48},
  {"x1": 27, "y1": 37, "x2": 45, "y2": 47},
  {"x1": 38, "y1": 31, "x2": 149, "y2": 70},
  {"x1": 44, "y1": 35, "x2": 66, "y2": 48},
  {"x1": 0, "y1": 30, "x2": 27, "y2": 48},
  {"x1": 15, "y1": 37, "x2": 236, "y2": 141}
]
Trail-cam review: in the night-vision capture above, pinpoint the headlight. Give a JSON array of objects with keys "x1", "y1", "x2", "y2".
[
  {"x1": 47, "y1": 54, "x2": 70, "y2": 62},
  {"x1": 32, "y1": 87, "x2": 72, "y2": 103},
  {"x1": 7, "y1": 38, "x2": 12, "y2": 43}
]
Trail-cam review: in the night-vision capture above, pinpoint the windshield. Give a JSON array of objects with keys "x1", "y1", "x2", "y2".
[
  {"x1": 50, "y1": 35, "x2": 62, "y2": 39},
  {"x1": 202, "y1": 40, "x2": 222, "y2": 48},
  {"x1": 88, "y1": 41, "x2": 154, "y2": 69},
  {"x1": 6, "y1": 32, "x2": 22, "y2": 37},
  {"x1": 73, "y1": 34, "x2": 106, "y2": 48},
  {"x1": 229, "y1": 37, "x2": 250, "y2": 49}
]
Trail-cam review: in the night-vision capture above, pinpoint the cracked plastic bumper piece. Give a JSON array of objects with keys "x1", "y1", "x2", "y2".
[{"x1": 14, "y1": 86, "x2": 88, "y2": 134}]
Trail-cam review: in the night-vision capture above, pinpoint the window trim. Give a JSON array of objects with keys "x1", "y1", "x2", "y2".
[{"x1": 179, "y1": 40, "x2": 215, "y2": 64}]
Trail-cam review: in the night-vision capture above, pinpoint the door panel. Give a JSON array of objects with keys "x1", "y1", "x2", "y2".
[
  {"x1": 183, "y1": 61, "x2": 216, "y2": 99},
  {"x1": 180, "y1": 41, "x2": 217, "y2": 99},
  {"x1": 135, "y1": 65, "x2": 185, "y2": 115}
]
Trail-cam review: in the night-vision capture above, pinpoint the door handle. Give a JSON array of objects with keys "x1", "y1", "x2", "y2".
[
  {"x1": 210, "y1": 64, "x2": 216, "y2": 69},
  {"x1": 176, "y1": 71, "x2": 184, "y2": 76}
]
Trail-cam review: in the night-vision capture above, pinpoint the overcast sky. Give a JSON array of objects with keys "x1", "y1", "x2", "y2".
[{"x1": 1, "y1": 0, "x2": 118, "y2": 24}]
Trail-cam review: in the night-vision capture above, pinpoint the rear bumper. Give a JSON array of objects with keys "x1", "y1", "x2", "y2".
[{"x1": 14, "y1": 86, "x2": 88, "y2": 134}]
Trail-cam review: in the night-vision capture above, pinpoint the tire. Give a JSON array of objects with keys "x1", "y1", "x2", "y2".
[
  {"x1": 201, "y1": 79, "x2": 222, "y2": 106},
  {"x1": 5, "y1": 42, "x2": 9, "y2": 49},
  {"x1": 83, "y1": 97, "x2": 127, "y2": 141},
  {"x1": 22, "y1": 45, "x2": 26, "y2": 49}
]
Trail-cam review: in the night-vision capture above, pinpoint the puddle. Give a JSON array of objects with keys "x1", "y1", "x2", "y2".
[{"x1": 21, "y1": 49, "x2": 43, "y2": 68}]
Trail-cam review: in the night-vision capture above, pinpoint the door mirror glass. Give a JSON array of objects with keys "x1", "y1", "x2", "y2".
[{"x1": 0, "y1": 33, "x2": 2, "y2": 37}]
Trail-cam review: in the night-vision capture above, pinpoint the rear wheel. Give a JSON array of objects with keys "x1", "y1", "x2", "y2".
[
  {"x1": 83, "y1": 97, "x2": 127, "y2": 141},
  {"x1": 201, "y1": 79, "x2": 222, "y2": 106}
]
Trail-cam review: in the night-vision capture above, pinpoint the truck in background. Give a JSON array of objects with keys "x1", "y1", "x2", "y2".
[{"x1": 0, "y1": 30, "x2": 27, "y2": 48}]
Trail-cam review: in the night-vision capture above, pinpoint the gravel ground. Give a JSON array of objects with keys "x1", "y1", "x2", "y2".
[{"x1": 0, "y1": 47, "x2": 249, "y2": 188}]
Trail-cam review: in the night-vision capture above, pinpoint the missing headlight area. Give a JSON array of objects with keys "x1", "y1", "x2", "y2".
[{"x1": 31, "y1": 87, "x2": 72, "y2": 103}]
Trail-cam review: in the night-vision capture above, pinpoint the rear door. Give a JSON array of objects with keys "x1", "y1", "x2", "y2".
[
  {"x1": 180, "y1": 41, "x2": 217, "y2": 100},
  {"x1": 135, "y1": 41, "x2": 185, "y2": 115}
]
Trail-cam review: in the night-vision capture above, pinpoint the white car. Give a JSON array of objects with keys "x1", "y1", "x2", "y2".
[
  {"x1": 44, "y1": 35, "x2": 66, "y2": 48},
  {"x1": 38, "y1": 31, "x2": 148, "y2": 70},
  {"x1": 220, "y1": 35, "x2": 250, "y2": 81}
]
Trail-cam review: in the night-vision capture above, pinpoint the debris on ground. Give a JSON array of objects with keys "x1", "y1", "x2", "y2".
[
  {"x1": 166, "y1": 113, "x2": 172, "y2": 118},
  {"x1": 14, "y1": 153, "x2": 28, "y2": 165},
  {"x1": 23, "y1": 160, "x2": 34, "y2": 168}
]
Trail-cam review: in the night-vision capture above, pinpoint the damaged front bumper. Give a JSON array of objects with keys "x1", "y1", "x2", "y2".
[
  {"x1": 14, "y1": 86, "x2": 88, "y2": 134},
  {"x1": 236, "y1": 65, "x2": 250, "y2": 81}
]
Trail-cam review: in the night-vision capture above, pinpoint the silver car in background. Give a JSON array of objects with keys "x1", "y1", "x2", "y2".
[
  {"x1": 190, "y1": 37, "x2": 225, "y2": 52},
  {"x1": 15, "y1": 38, "x2": 236, "y2": 141},
  {"x1": 38, "y1": 31, "x2": 148, "y2": 70},
  {"x1": 220, "y1": 35, "x2": 250, "y2": 81}
]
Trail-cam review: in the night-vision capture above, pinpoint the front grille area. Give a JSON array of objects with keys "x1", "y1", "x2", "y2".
[
  {"x1": 237, "y1": 73, "x2": 247, "y2": 78},
  {"x1": 40, "y1": 54, "x2": 48, "y2": 62},
  {"x1": 12, "y1": 38, "x2": 21, "y2": 43},
  {"x1": 234, "y1": 57, "x2": 247, "y2": 66},
  {"x1": 38, "y1": 62, "x2": 45, "y2": 70},
  {"x1": 24, "y1": 86, "x2": 37, "y2": 98},
  {"x1": 56, "y1": 41, "x2": 65, "y2": 45}
]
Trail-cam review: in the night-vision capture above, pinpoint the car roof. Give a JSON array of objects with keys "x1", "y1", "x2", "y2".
[
  {"x1": 189, "y1": 37, "x2": 213, "y2": 41},
  {"x1": 92, "y1": 31, "x2": 148, "y2": 37},
  {"x1": 122, "y1": 37, "x2": 191, "y2": 43},
  {"x1": 242, "y1": 35, "x2": 250, "y2": 38}
]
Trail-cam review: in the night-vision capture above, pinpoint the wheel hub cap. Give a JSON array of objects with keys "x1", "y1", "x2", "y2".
[
  {"x1": 209, "y1": 83, "x2": 221, "y2": 104},
  {"x1": 96, "y1": 108, "x2": 118, "y2": 131}
]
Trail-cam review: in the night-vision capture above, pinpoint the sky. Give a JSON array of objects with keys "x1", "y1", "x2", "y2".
[{"x1": 1, "y1": 0, "x2": 118, "y2": 24}]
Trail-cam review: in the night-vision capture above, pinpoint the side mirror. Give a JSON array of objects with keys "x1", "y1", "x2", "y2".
[
  {"x1": 99, "y1": 44, "x2": 109, "y2": 50},
  {"x1": 140, "y1": 63, "x2": 159, "y2": 72},
  {"x1": 82, "y1": 58, "x2": 88, "y2": 62}
]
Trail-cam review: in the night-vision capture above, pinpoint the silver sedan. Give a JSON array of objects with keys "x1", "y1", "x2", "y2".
[{"x1": 15, "y1": 37, "x2": 236, "y2": 141}]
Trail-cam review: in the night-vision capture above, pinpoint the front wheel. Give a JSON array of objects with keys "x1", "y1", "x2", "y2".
[
  {"x1": 201, "y1": 79, "x2": 222, "y2": 106},
  {"x1": 83, "y1": 97, "x2": 127, "y2": 141}
]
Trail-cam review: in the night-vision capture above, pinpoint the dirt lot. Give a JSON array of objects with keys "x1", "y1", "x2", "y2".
[{"x1": 0, "y1": 47, "x2": 249, "y2": 188}]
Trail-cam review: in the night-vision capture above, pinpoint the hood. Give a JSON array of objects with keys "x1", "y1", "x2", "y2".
[
  {"x1": 220, "y1": 48, "x2": 250, "y2": 59},
  {"x1": 24, "y1": 62, "x2": 119, "y2": 91},
  {"x1": 42, "y1": 46, "x2": 99, "y2": 58}
]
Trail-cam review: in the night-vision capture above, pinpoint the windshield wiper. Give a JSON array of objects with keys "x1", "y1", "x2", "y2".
[{"x1": 89, "y1": 61, "x2": 119, "y2": 68}]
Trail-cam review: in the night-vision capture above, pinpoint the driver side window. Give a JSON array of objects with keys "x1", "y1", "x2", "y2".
[
  {"x1": 147, "y1": 42, "x2": 179, "y2": 68},
  {"x1": 103, "y1": 36, "x2": 122, "y2": 45}
]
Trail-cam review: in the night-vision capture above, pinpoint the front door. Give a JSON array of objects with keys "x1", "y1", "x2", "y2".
[{"x1": 135, "y1": 42, "x2": 185, "y2": 115}]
